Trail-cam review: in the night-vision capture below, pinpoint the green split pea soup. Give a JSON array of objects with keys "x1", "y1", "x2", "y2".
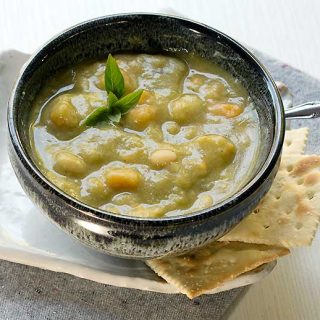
[{"x1": 28, "y1": 53, "x2": 260, "y2": 218}]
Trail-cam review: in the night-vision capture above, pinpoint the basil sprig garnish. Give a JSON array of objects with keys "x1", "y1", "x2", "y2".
[{"x1": 84, "y1": 54, "x2": 143, "y2": 126}]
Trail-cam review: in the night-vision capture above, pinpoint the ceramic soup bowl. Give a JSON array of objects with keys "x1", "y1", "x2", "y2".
[{"x1": 8, "y1": 14, "x2": 288, "y2": 259}]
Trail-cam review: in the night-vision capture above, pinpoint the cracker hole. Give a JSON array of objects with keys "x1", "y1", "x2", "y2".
[
  {"x1": 275, "y1": 195, "x2": 281, "y2": 200},
  {"x1": 287, "y1": 165, "x2": 293, "y2": 172},
  {"x1": 253, "y1": 208, "x2": 260, "y2": 214},
  {"x1": 297, "y1": 178, "x2": 304, "y2": 185},
  {"x1": 296, "y1": 222, "x2": 303, "y2": 230},
  {"x1": 286, "y1": 140, "x2": 292, "y2": 146},
  {"x1": 264, "y1": 225, "x2": 270, "y2": 229},
  {"x1": 307, "y1": 191, "x2": 314, "y2": 200}
]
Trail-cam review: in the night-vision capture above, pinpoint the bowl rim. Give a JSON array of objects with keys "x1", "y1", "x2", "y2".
[{"x1": 7, "y1": 12, "x2": 285, "y2": 226}]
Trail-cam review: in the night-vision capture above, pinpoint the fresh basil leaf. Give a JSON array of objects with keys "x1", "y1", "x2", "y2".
[
  {"x1": 105, "y1": 54, "x2": 124, "y2": 98},
  {"x1": 107, "y1": 110, "x2": 122, "y2": 123},
  {"x1": 108, "y1": 91, "x2": 118, "y2": 108},
  {"x1": 83, "y1": 106, "x2": 109, "y2": 126},
  {"x1": 114, "y1": 89, "x2": 144, "y2": 113}
]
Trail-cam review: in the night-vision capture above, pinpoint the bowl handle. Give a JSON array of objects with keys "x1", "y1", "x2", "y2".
[{"x1": 284, "y1": 101, "x2": 320, "y2": 119}]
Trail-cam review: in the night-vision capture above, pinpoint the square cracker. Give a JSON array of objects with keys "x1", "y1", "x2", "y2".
[
  {"x1": 220, "y1": 154, "x2": 320, "y2": 247},
  {"x1": 147, "y1": 242, "x2": 289, "y2": 299}
]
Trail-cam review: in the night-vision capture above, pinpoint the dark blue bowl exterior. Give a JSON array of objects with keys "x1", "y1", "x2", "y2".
[{"x1": 7, "y1": 14, "x2": 285, "y2": 259}]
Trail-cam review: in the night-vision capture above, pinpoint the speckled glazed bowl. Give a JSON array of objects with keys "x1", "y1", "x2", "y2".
[{"x1": 7, "y1": 14, "x2": 284, "y2": 259}]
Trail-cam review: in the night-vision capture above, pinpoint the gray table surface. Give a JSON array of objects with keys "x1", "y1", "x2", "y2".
[
  {"x1": 1, "y1": 51, "x2": 319, "y2": 320},
  {"x1": 0, "y1": 260, "x2": 246, "y2": 320}
]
